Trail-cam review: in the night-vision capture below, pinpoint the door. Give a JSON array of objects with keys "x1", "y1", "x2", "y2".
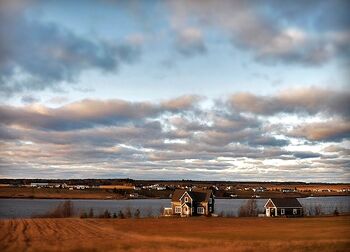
[
  {"x1": 182, "y1": 206, "x2": 189, "y2": 216},
  {"x1": 270, "y1": 208, "x2": 275, "y2": 217}
]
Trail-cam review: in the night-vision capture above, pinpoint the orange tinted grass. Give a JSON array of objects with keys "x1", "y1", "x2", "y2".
[{"x1": 0, "y1": 216, "x2": 349, "y2": 252}]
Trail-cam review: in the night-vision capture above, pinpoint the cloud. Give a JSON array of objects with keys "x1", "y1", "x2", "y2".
[
  {"x1": 293, "y1": 151, "x2": 322, "y2": 159},
  {"x1": 1, "y1": 90, "x2": 349, "y2": 181},
  {"x1": 289, "y1": 120, "x2": 350, "y2": 142},
  {"x1": 167, "y1": 0, "x2": 350, "y2": 66},
  {"x1": 175, "y1": 27, "x2": 207, "y2": 56},
  {"x1": 0, "y1": 95, "x2": 202, "y2": 131},
  {"x1": 0, "y1": 1, "x2": 141, "y2": 97},
  {"x1": 161, "y1": 95, "x2": 203, "y2": 111},
  {"x1": 21, "y1": 95, "x2": 40, "y2": 104},
  {"x1": 323, "y1": 145, "x2": 350, "y2": 156},
  {"x1": 228, "y1": 87, "x2": 350, "y2": 118}
]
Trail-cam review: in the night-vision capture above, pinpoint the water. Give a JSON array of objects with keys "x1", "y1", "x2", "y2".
[{"x1": 0, "y1": 196, "x2": 349, "y2": 219}]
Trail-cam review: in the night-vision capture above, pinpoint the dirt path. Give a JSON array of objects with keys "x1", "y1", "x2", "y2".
[{"x1": 0, "y1": 217, "x2": 349, "y2": 251}]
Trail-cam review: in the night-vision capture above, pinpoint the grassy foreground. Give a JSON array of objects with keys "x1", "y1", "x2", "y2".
[{"x1": 0, "y1": 216, "x2": 349, "y2": 252}]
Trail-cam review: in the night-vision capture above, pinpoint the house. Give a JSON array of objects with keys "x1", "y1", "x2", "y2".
[
  {"x1": 30, "y1": 182, "x2": 49, "y2": 188},
  {"x1": 281, "y1": 188, "x2": 295, "y2": 193},
  {"x1": 264, "y1": 198, "x2": 303, "y2": 217},
  {"x1": 169, "y1": 189, "x2": 214, "y2": 217},
  {"x1": 74, "y1": 185, "x2": 89, "y2": 190}
]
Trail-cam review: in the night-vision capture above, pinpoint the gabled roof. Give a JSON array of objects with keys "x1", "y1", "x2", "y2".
[
  {"x1": 267, "y1": 198, "x2": 302, "y2": 208},
  {"x1": 171, "y1": 189, "x2": 186, "y2": 201},
  {"x1": 188, "y1": 191, "x2": 212, "y2": 202},
  {"x1": 172, "y1": 189, "x2": 213, "y2": 202}
]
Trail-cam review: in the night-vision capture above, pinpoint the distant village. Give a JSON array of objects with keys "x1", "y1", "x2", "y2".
[{"x1": 0, "y1": 179, "x2": 349, "y2": 199}]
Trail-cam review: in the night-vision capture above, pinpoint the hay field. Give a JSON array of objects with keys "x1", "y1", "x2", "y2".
[
  {"x1": 0, "y1": 187, "x2": 124, "y2": 199},
  {"x1": 0, "y1": 216, "x2": 349, "y2": 252}
]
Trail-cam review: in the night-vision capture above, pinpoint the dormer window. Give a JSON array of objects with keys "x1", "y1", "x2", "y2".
[{"x1": 185, "y1": 197, "x2": 188, "y2": 202}]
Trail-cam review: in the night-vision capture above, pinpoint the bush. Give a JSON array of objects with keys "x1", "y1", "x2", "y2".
[
  {"x1": 118, "y1": 210, "x2": 125, "y2": 219},
  {"x1": 99, "y1": 209, "x2": 111, "y2": 218},
  {"x1": 218, "y1": 211, "x2": 224, "y2": 217},
  {"x1": 80, "y1": 212, "x2": 88, "y2": 218},
  {"x1": 334, "y1": 207, "x2": 339, "y2": 216},
  {"x1": 238, "y1": 199, "x2": 258, "y2": 217}
]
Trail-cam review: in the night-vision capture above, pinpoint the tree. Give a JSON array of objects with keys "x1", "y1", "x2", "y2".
[
  {"x1": 314, "y1": 205, "x2": 322, "y2": 216},
  {"x1": 88, "y1": 208, "x2": 94, "y2": 218},
  {"x1": 103, "y1": 209, "x2": 111, "y2": 218},
  {"x1": 238, "y1": 199, "x2": 258, "y2": 217},
  {"x1": 134, "y1": 209, "x2": 141, "y2": 218},
  {"x1": 159, "y1": 206, "x2": 164, "y2": 216},
  {"x1": 125, "y1": 207, "x2": 132, "y2": 218},
  {"x1": 61, "y1": 200, "x2": 74, "y2": 217}
]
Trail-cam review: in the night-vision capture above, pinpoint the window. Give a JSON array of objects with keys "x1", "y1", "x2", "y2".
[
  {"x1": 209, "y1": 198, "x2": 213, "y2": 204},
  {"x1": 197, "y1": 207, "x2": 204, "y2": 214},
  {"x1": 185, "y1": 197, "x2": 188, "y2": 202},
  {"x1": 209, "y1": 206, "x2": 212, "y2": 212},
  {"x1": 293, "y1": 209, "x2": 298, "y2": 215},
  {"x1": 175, "y1": 207, "x2": 181, "y2": 213},
  {"x1": 281, "y1": 208, "x2": 285, "y2": 215}
]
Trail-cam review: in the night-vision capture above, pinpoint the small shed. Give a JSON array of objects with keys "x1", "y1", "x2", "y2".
[{"x1": 264, "y1": 198, "x2": 303, "y2": 217}]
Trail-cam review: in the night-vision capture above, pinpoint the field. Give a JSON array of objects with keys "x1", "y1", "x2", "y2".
[
  {"x1": 0, "y1": 216, "x2": 349, "y2": 252},
  {"x1": 0, "y1": 187, "x2": 124, "y2": 200}
]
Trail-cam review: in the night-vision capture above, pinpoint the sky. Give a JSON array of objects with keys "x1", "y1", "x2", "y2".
[{"x1": 0, "y1": 0, "x2": 349, "y2": 182}]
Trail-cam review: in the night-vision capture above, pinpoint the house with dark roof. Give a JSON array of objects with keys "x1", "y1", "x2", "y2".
[
  {"x1": 169, "y1": 189, "x2": 214, "y2": 217},
  {"x1": 264, "y1": 198, "x2": 303, "y2": 217}
]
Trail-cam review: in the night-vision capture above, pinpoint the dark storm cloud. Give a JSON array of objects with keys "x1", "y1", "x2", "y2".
[{"x1": 0, "y1": 1, "x2": 141, "y2": 97}]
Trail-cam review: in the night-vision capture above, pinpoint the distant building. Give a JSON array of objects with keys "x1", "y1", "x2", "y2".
[
  {"x1": 281, "y1": 188, "x2": 294, "y2": 193},
  {"x1": 168, "y1": 189, "x2": 214, "y2": 217},
  {"x1": 74, "y1": 185, "x2": 89, "y2": 190},
  {"x1": 128, "y1": 193, "x2": 139, "y2": 198},
  {"x1": 264, "y1": 198, "x2": 303, "y2": 217},
  {"x1": 30, "y1": 182, "x2": 49, "y2": 188}
]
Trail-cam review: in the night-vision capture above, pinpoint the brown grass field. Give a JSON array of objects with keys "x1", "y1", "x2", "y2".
[
  {"x1": 0, "y1": 187, "x2": 124, "y2": 200},
  {"x1": 0, "y1": 216, "x2": 349, "y2": 252}
]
